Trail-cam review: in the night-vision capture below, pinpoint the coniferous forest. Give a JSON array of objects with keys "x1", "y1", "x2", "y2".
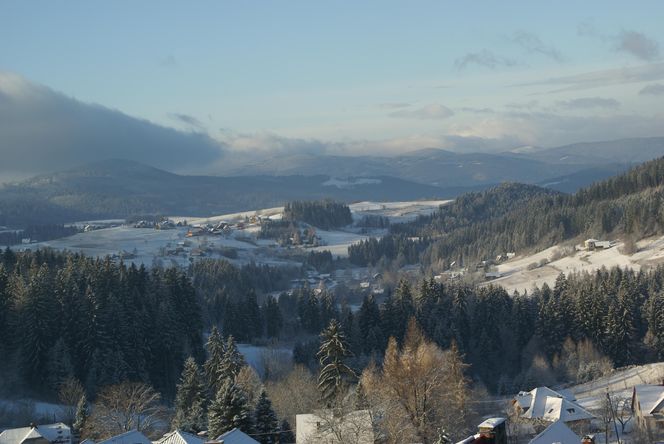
[{"x1": 4, "y1": 243, "x2": 664, "y2": 401}]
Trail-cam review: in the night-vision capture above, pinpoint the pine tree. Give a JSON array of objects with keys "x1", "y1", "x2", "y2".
[
  {"x1": 207, "y1": 378, "x2": 254, "y2": 438},
  {"x1": 204, "y1": 327, "x2": 226, "y2": 393},
  {"x1": 172, "y1": 357, "x2": 207, "y2": 433},
  {"x1": 220, "y1": 335, "x2": 246, "y2": 381},
  {"x1": 317, "y1": 319, "x2": 356, "y2": 406},
  {"x1": 279, "y1": 419, "x2": 296, "y2": 444},
  {"x1": 253, "y1": 389, "x2": 279, "y2": 444},
  {"x1": 73, "y1": 394, "x2": 89, "y2": 435}
]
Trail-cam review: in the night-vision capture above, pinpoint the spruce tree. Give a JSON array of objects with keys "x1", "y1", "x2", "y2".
[
  {"x1": 172, "y1": 357, "x2": 207, "y2": 433},
  {"x1": 253, "y1": 389, "x2": 279, "y2": 444},
  {"x1": 317, "y1": 319, "x2": 356, "y2": 406},
  {"x1": 204, "y1": 327, "x2": 226, "y2": 393},
  {"x1": 207, "y1": 378, "x2": 254, "y2": 438}
]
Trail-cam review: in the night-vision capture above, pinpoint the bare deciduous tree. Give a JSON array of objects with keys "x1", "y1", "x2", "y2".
[
  {"x1": 87, "y1": 382, "x2": 167, "y2": 440},
  {"x1": 57, "y1": 377, "x2": 84, "y2": 426},
  {"x1": 265, "y1": 365, "x2": 320, "y2": 426}
]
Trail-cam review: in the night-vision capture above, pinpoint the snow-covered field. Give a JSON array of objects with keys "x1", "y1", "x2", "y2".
[
  {"x1": 489, "y1": 235, "x2": 664, "y2": 294},
  {"x1": 11, "y1": 200, "x2": 449, "y2": 266},
  {"x1": 349, "y1": 200, "x2": 450, "y2": 223}
]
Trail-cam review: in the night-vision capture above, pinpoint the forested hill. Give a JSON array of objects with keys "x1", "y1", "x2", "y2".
[
  {"x1": 351, "y1": 156, "x2": 664, "y2": 267},
  {"x1": 391, "y1": 182, "x2": 560, "y2": 237}
]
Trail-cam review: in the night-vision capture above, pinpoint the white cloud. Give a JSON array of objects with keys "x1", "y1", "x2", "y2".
[
  {"x1": 614, "y1": 30, "x2": 660, "y2": 61},
  {"x1": 511, "y1": 31, "x2": 563, "y2": 62},
  {"x1": 455, "y1": 50, "x2": 517, "y2": 70},
  {"x1": 514, "y1": 62, "x2": 664, "y2": 93},
  {"x1": 388, "y1": 104, "x2": 454, "y2": 120},
  {"x1": 556, "y1": 97, "x2": 620, "y2": 109}
]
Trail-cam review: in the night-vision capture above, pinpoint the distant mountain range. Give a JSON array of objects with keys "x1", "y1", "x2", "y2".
[
  {"x1": 1, "y1": 136, "x2": 663, "y2": 227},
  {"x1": 218, "y1": 137, "x2": 664, "y2": 189}
]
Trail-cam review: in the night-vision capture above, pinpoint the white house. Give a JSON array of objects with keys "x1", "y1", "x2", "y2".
[{"x1": 632, "y1": 384, "x2": 664, "y2": 436}]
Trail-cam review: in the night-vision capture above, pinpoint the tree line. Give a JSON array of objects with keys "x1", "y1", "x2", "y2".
[
  {"x1": 283, "y1": 200, "x2": 352, "y2": 230},
  {"x1": 0, "y1": 224, "x2": 80, "y2": 246}
]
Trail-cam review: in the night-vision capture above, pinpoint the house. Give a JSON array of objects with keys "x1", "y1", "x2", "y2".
[
  {"x1": 97, "y1": 430, "x2": 152, "y2": 444},
  {"x1": 0, "y1": 423, "x2": 71, "y2": 444},
  {"x1": 296, "y1": 410, "x2": 373, "y2": 444},
  {"x1": 156, "y1": 430, "x2": 206, "y2": 444},
  {"x1": 455, "y1": 418, "x2": 507, "y2": 444},
  {"x1": 513, "y1": 387, "x2": 593, "y2": 429},
  {"x1": 528, "y1": 420, "x2": 579, "y2": 444},
  {"x1": 216, "y1": 428, "x2": 259, "y2": 444},
  {"x1": 584, "y1": 239, "x2": 611, "y2": 250},
  {"x1": 632, "y1": 384, "x2": 664, "y2": 436}
]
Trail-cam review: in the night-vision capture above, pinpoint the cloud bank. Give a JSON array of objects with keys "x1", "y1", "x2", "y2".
[{"x1": 0, "y1": 72, "x2": 224, "y2": 176}]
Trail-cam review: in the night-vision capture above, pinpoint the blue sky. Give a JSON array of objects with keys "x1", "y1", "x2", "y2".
[{"x1": 1, "y1": 1, "x2": 664, "y2": 174}]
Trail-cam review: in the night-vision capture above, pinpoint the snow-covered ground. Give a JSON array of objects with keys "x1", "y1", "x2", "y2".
[
  {"x1": 237, "y1": 344, "x2": 292, "y2": 378},
  {"x1": 10, "y1": 200, "x2": 450, "y2": 267},
  {"x1": 488, "y1": 235, "x2": 664, "y2": 294},
  {"x1": 572, "y1": 363, "x2": 664, "y2": 412},
  {"x1": 0, "y1": 398, "x2": 67, "y2": 423},
  {"x1": 14, "y1": 225, "x2": 293, "y2": 268},
  {"x1": 171, "y1": 206, "x2": 284, "y2": 226},
  {"x1": 309, "y1": 228, "x2": 374, "y2": 258},
  {"x1": 349, "y1": 200, "x2": 450, "y2": 223}
]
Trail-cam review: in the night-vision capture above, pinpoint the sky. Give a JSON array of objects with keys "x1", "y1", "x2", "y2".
[{"x1": 1, "y1": 1, "x2": 664, "y2": 176}]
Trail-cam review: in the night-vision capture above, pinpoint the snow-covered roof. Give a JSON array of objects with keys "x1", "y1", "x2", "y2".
[
  {"x1": 529, "y1": 420, "x2": 580, "y2": 444},
  {"x1": 477, "y1": 418, "x2": 505, "y2": 429},
  {"x1": 541, "y1": 397, "x2": 593, "y2": 422},
  {"x1": 156, "y1": 430, "x2": 206, "y2": 444},
  {"x1": 633, "y1": 384, "x2": 664, "y2": 416},
  {"x1": 519, "y1": 387, "x2": 591, "y2": 422},
  {"x1": 97, "y1": 430, "x2": 151, "y2": 444},
  {"x1": 296, "y1": 410, "x2": 374, "y2": 444},
  {"x1": 0, "y1": 423, "x2": 71, "y2": 444},
  {"x1": 216, "y1": 428, "x2": 259, "y2": 444}
]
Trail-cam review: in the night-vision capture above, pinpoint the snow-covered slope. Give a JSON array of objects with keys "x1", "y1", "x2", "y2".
[{"x1": 488, "y1": 235, "x2": 664, "y2": 294}]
